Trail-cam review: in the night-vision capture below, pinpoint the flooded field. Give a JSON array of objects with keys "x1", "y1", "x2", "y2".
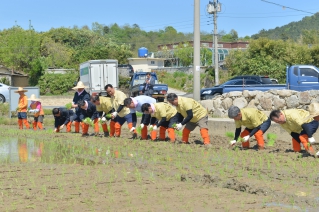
[{"x1": 0, "y1": 125, "x2": 319, "y2": 211}]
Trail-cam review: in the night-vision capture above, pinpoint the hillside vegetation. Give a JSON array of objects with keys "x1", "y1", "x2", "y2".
[{"x1": 251, "y1": 12, "x2": 319, "y2": 41}]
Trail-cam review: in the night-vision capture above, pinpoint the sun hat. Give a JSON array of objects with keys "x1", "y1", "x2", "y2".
[
  {"x1": 28, "y1": 94, "x2": 41, "y2": 102},
  {"x1": 303, "y1": 103, "x2": 319, "y2": 121},
  {"x1": 14, "y1": 87, "x2": 28, "y2": 93},
  {"x1": 72, "y1": 81, "x2": 87, "y2": 90}
]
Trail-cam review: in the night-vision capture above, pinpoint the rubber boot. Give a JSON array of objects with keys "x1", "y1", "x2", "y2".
[
  {"x1": 81, "y1": 122, "x2": 89, "y2": 136},
  {"x1": 93, "y1": 118, "x2": 99, "y2": 133},
  {"x1": 128, "y1": 122, "x2": 137, "y2": 138},
  {"x1": 254, "y1": 130, "x2": 264, "y2": 149},
  {"x1": 167, "y1": 128, "x2": 175, "y2": 142},
  {"x1": 102, "y1": 123, "x2": 108, "y2": 132},
  {"x1": 66, "y1": 122, "x2": 72, "y2": 132},
  {"x1": 115, "y1": 122, "x2": 122, "y2": 137},
  {"x1": 56, "y1": 126, "x2": 60, "y2": 133},
  {"x1": 141, "y1": 125, "x2": 148, "y2": 140},
  {"x1": 18, "y1": 119, "x2": 23, "y2": 129},
  {"x1": 74, "y1": 121, "x2": 80, "y2": 133},
  {"x1": 23, "y1": 119, "x2": 30, "y2": 129},
  {"x1": 292, "y1": 138, "x2": 301, "y2": 152},
  {"x1": 240, "y1": 129, "x2": 250, "y2": 148},
  {"x1": 300, "y1": 134, "x2": 315, "y2": 155},
  {"x1": 37, "y1": 122, "x2": 43, "y2": 130},
  {"x1": 200, "y1": 128, "x2": 210, "y2": 145},
  {"x1": 150, "y1": 125, "x2": 157, "y2": 140},
  {"x1": 33, "y1": 121, "x2": 37, "y2": 130},
  {"x1": 110, "y1": 121, "x2": 115, "y2": 137},
  {"x1": 159, "y1": 126, "x2": 166, "y2": 140},
  {"x1": 182, "y1": 127, "x2": 191, "y2": 144}
]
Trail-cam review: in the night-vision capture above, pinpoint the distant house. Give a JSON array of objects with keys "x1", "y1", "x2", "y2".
[
  {"x1": 127, "y1": 58, "x2": 165, "y2": 72},
  {"x1": 0, "y1": 65, "x2": 29, "y2": 87}
]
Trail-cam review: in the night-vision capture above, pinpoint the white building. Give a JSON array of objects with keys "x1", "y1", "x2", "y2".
[{"x1": 128, "y1": 58, "x2": 165, "y2": 73}]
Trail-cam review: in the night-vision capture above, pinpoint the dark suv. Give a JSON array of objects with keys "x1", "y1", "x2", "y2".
[{"x1": 230, "y1": 75, "x2": 273, "y2": 84}]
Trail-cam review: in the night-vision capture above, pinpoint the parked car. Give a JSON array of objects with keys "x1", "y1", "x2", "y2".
[
  {"x1": 0, "y1": 83, "x2": 10, "y2": 103},
  {"x1": 230, "y1": 75, "x2": 273, "y2": 84},
  {"x1": 201, "y1": 79, "x2": 265, "y2": 100}
]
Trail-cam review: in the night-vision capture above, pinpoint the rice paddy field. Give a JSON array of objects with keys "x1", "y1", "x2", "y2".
[{"x1": 0, "y1": 123, "x2": 319, "y2": 212}]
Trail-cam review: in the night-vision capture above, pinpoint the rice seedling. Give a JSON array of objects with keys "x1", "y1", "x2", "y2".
[
  {"x1": 136, "y1": 125, "x2": 142, "y2": 134},
  {"x1": 267, "y1": 133, "x2": 277, "y2": 146},
  {"x1": 65, "y1": 102, "x2": 72, "y2": 109},
  {"x1": 83, "y1": 117, "x2": 94, "y2": 127}
]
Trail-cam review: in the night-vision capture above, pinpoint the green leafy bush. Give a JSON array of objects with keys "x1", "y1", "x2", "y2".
[{"x1": 38, "y1": 73, "x2": 79, "y2": 95}]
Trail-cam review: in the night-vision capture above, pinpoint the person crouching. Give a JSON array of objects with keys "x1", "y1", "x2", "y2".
[
  {"x1": 28, "y1": 94, "x2": 44, "y2": 130},
  {"x1": 52, "y1": 107, "x2": 74, "y2": 133},
  {"x1": 77, "y1": 100, "x2": 99, "y2": 136}
]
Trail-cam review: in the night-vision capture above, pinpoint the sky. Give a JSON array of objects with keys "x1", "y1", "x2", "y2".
[{"x1": 0, "y1": 0, "x2": 318, "y2": 38}]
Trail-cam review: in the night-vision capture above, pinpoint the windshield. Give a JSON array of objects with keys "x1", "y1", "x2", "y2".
[{"x1": 132, "y1": 74, "x2": 158, "y2": 86}]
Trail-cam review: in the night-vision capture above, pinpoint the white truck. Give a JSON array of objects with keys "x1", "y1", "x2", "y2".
[{"x1": 79, "y1": 60, "x2": 118, "y2": 95}]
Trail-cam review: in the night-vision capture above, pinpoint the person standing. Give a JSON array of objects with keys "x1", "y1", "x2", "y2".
[
  {"x1": 270, "y1": 109, "x2": 318, "y2": 156},
  {"x1": 124, "y1": 95, "x2": 157, "y2": 139},
  {"x1": 52, "y1": 107, "x2": 74, "y2": 133},
  {"x1": 71, "y1": 81, "x2": 90, "y2": 133},
  {"x1": 104, "y1": 84, "x2": 136, "y2": 137},
  {"x1": 141, "y1": 102, "x2": 179, "y2": 142},
  {"x1": 15, "y1": 87, "x2": 30, "y2": 129},
  {"x1": 167, "y1": 93, "x2": 211, "y2": 146},
  {"x1": 143, "y1": 73, "x2": 155, "y2": 96},
  {"x1": 91, "y1": 94, "x2": 115, "y2": 137},
  {"x1": 228, "y1": 106, "x2": 271, "y2": 150},
  {"x1": 28, "y1": 94, "x2": 44, "y2": 130},
  {"x1": 77, "y1": 100, "x2": 99, "y2": 136}
]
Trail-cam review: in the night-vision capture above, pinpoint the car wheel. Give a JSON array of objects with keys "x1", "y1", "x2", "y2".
[{"x1": 0, "y1": 94, "x2": 5, "y2": 103}]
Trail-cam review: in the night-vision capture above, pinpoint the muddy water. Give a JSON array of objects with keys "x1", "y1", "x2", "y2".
[{"x1": 1, "y1": 126, "x2": 319, "y2": 211}]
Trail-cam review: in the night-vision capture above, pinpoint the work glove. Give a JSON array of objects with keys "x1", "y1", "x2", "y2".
[
  {"x1": 140, "y1": 123, "x2": 144, "y2": 129},
  {"x1": 230, "y1": 140, "x2": 237, "y2": 146},
  {"x1": 308, "y1": 137, "x2": 316, "y2": 144},
  {"x1": 316, "y1": 151, "x2": 319, "y2": 157},
  {"x1": 129, "y1": 127, "x2": 136, "y2": 134},
  {"x1": 149, "y1": 125, "x2": 157, "y2": 131},
  {"x1": 54, "y1": 128, "x2": 58, "y2": 132},
  {"x1": 111, "y1": 112, "x2": 118, "y2": 119},
  {"x1": 101, "y1": 117, "x2": 107, "y2": 123},
  {"x1": 59, "y1": 124, "x2": 65, "y2": 130},
  {"x1": 175, "y1": 123, "x2": 183, "y2": 131},
  {"x1": 243, "y1": 135, "x2": 250, "y2": 142},
  {"x1": 28, "y1": 109, "x2": 35, "y2": 113}
]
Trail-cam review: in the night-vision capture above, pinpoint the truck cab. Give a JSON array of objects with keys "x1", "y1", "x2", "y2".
[
  {"x1": 287, "y1": 65, "x2": 319, "y2": 91},
  {"x1": 129, "y1": 72, "x2": 168, "y2": 102}
]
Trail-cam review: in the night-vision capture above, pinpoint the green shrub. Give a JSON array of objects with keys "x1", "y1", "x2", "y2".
[
  {"x1": 119, "y1": 76, "x2": 130, "y2": 89},
  {"x1": 38, "y1": 72, "x2": 79, "y2": 95},
  {"x1": 0, "y1": 103, "x2": 9, "y2": 116}
]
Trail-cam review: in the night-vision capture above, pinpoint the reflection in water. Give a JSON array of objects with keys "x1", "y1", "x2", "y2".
[{"x1": 0, "y1": 138, "x2": 44, "y2": 163}]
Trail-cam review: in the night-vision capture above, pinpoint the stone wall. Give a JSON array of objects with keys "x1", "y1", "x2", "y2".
[{"x1": 200, "y1": 89, "x2": 319, "y2": 117}]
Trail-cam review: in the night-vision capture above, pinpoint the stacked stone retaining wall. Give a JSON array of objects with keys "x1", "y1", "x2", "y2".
[{"x1": 200, "y1": 89, "x2": 319, "y2": 117}]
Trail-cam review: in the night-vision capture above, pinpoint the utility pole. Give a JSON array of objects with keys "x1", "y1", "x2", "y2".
[
  {"x1": 207, "y1": 0, "x2": 221, "y2": 85},
  {"x1": 193, "y1": 0, "x2": 200, "y2": 101}
]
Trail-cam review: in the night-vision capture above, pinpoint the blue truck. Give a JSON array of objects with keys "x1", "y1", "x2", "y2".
[
  {"x1": 129, "y1": 72, "x2": 168, "y2": 102},
  {"x1": 201, "y1": 65, "x2": 319, "y2": 100}
]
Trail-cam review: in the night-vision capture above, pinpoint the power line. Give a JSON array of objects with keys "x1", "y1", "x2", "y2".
[{"x1": 261, "y1": 0, "x2": 316, "y2": 15}]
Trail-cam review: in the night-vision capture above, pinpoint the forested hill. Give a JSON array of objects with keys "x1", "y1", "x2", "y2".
[{"x1": 251, "y1": 12, "x2": 319, "y2": 40}]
